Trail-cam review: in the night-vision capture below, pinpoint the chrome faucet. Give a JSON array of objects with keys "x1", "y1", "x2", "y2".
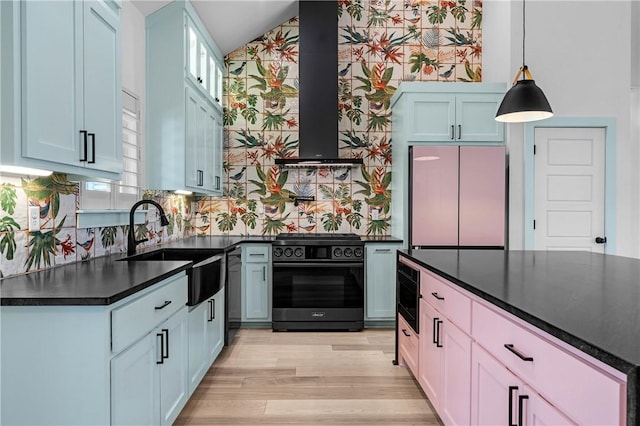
[{"x1": 128, "y1": 199, "x2": 170, "y2": 256}]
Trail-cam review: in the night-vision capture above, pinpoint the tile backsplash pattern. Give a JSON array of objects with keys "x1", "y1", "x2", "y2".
[{"x1": 0, "y1": 0, "x2": 482, "y2": 279}]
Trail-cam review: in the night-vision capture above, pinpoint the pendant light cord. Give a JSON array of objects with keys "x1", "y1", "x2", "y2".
[{"x1": 522, "y1": 0, "x2": 526, "y2": 70}]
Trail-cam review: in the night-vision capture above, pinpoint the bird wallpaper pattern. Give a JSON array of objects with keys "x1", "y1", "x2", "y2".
[{"x1": 0, "y1": 0, "x2": 482, "y2": 278}]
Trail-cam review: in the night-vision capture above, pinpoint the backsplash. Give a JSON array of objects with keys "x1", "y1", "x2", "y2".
[{"x1": 0, "y1": 0, "x2": 482, "y2": 279}]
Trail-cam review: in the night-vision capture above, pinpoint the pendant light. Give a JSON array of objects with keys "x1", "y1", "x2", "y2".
[{"x1": 495, "y1": 0, "x2": 553, "y2": 123}]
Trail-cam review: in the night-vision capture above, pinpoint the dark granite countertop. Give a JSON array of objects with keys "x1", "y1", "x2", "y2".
[
  {"x1": 361, "y1": 236, "x2": 403, "y2": 243},
  {"x1": 399, "y1": 249, "x2": 640, "y2": 375}
]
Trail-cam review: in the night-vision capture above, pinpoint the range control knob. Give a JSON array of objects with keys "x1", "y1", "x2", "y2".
[
  {"x1": 344, "y1": 248, "x2": 353, "y2": 257},
  {"x1": 354, "y1": 248, "x2": 363, "y2": 258},
  {"x1": 333, "y1": 248, "x2": 343, "y2": 258},
  {"x1": 284, "y1": 248, "x2": 293, "y2": 257},
  {"x1": 274, "y1": 247, "x2": 283, "y2": 257},
  {"x1": 294, "y1": 248, "x2": 304, "y2": 258}
]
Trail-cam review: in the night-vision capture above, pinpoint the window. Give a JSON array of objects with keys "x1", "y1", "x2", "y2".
[{"x1": 81, "y1": 89, "x2": 142, "y2": 210}]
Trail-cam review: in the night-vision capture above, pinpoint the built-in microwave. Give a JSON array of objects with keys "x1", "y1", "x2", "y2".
[{"x1": 397, "y1": 259, "x2": 420, "y2": 334}]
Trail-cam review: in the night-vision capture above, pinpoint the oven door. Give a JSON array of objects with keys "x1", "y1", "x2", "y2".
[
  {"x1": 397, "y1": 268, "x2": 419, "y2": 334},
  {"x1": 272, "y1": 262, "x2": 364, "y2": 329}
]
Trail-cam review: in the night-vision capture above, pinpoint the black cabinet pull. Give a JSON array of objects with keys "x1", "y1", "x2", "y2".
[
  {"x1": 518, "y1": 394, "x2": 529, "y2": 426},
  {"x1": 402, "y1": 329, "x2": 411, "y2": 337},
  {"x1": 154, "y1": 300, "x2": 172, "y2": 310},
  {"x1": 508, "y1": 386, "x2": 518, "y2": 426},
  {"x1": 80, "y1": 130, "x2": 88, "y2": 161},
  {"x1": 435, "y1": 319, "x2": 443, "y2": 348},
  {"x1": 504, "y1": 344, "x2": 533, "y2": 361},
  {"x1": 450, "y1": 125, "x2": 454, "y2": 140},
  {"x1": 216, "y1": 176, "x2": 220, "y2": 190},
  {"x1": 156, "y1": 332, "x2": 164, "y2": 364},
  {"x1": 207, "y1": 300, "x2": 214, "y2": 322},
  {"x1": 595, "y1": 236, "x2": 607, "y2": 244},
  {"x1": 431, "y1": 292, "x2": 445, "y2": 301},
  {"x1": 211, "y1": 299, "x2": 215, "y2": 320},
  {"x1": 88, "y1": 133, "x2": 96, "y2": 163},
  {"x1": 162, "y1": 328, "x2": 169, "y2": 360},
  {"x1": 457, "y1": 124, "x2": 462, "y2": 139},
  {"x1": 263, "y1": 265, "x2": 266, "y2": 281},
  {"x1": 196, "y1": 170, "x2": 203, "y2": 186},
  {"x1": 432, "y1": 317, "x2": 439, "y2": 344}
]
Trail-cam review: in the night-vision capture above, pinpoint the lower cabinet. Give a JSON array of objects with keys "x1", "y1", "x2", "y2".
[
  {"x1": 365, "y1": 242, "x2": 401, "y2": 322},
  {"x1": 188, "y1": 287, "x2": 225, "y2": 394},
  {"x1": 111, "y1": 306, "x2": 189, "y2": 426},
  {"x1": 418, "y1": 298, "x2": 471, "y2": 426},
  {"x1": 241, "y1": 244, "x2": 271, "y2": 323},
  {"x1": 471, "y1": 343, "x2": 575, "y2": 426}
]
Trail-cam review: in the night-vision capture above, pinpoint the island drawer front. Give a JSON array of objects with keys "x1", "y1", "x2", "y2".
[
  {"x1": 243, "y1": 245, "x2": 270, "y2": 263},
  {"x1": 420, "y1": 269, "x2": 471, "y2": 334},
  {"x1": 111, "y1": 274, "x2": 188, "y2": 353},
  {"x1": 397, "y1": 315, "x2": 419, "y2": 378},
  {"x1": 472, "y1": 301, "x2": 624, "y2": 426}
]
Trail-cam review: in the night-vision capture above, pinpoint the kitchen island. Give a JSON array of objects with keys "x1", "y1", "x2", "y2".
[{"x1": 399, "y1": 249, "x2": 640, "y2": 425}]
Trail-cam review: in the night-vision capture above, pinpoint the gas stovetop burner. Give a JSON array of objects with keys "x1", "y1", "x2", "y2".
[{"x1": 272, "y1": 233, "x2": 364, "y2": 262}]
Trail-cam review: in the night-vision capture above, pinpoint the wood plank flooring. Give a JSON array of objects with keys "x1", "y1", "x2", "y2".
[{"x1": 175, "y1": 328, "x2": 441, "y2": 425}]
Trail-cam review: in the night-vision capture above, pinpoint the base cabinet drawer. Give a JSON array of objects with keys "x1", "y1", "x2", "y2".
[
  {"x1": 420, "y1": 269, "x2": 471, "y2": 334},
  {"x1": 397, "y1": 315, "x2": 419, "y2": 377},
  {"x1": 472, "y1": 301, "x2": 624, "y2": 425}
]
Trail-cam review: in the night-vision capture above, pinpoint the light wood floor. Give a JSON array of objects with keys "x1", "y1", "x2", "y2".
[{"x1": 175, "y1": 328, "x2": 441, "y2": 425}]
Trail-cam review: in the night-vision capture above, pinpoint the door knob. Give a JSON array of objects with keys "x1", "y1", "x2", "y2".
[{"x1": 595, "y1": 236, "x2": 607, "y2": 244}]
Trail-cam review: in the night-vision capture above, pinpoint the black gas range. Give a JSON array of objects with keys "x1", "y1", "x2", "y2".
[{"x1": 272, "y1": 233, "x2": 364, "y2": 331}]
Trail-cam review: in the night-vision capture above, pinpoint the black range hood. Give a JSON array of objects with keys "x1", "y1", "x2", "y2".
[{"x1": 275, "y1": 0, "x2": 363, "y2": 168}]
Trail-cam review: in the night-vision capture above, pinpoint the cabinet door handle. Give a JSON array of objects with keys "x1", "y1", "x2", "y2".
[
  {"x1": 518, "y1": 395, "x2": 529, "y2": 426},
  {"x1": 207, "y1": 300, "x2": 213, "y2": 322},
  {"x1": 450, "y1": 125, "x2": 454, "y2": 140},
  {"x1": 156, "y1": 332, "x2": 164, "y2": 364},
  {"x1": 211, "y1": 299, "x2": 215, "y2": 320},
  {"x1": 197, "y1": 170, "x2": 203, "y2": 186},
  {"x1": 432, "y1": 317, "x2": 439, "y2": 344},
  {"x1": 215, "y1": 176, "x2": 220, "y2": 190},
  {"x1": 504, "y1": 344, "x2": 534, "y2": 362},
  {"x1": 431, "y1": 292, "x2": 445, "y2": 301},
  {"x1": 435, "y1": 319, "x2": 443, "y2": 348},
  {"x1": 508, "y1": 386, "x2": 518, "y2": 426},
  {"x1": 262, "y1": 265, "x2": 266, "y2": 281},
  {"x1": 154, "y1": 300, "x2": 172, "y2": 310},
  {"x1": 457, "y1": 124, "x2": 462, "y2": 140},
  {"x1": 162, "y1": 328, "x2": 169, "y2": 360},
  {"x1": 79, "y1": 130, "x2": 88, "y2": 162},
  {"x1": 402, "y1": 329, "x2": 411, "y2": 337},
  {"x1": 88, "y1": 133, "x2": 96, "y2": 163}
]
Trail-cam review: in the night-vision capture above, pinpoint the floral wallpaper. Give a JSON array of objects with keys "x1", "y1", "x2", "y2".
[{"x1": 0, "y1": 0, "x2": 482, "y2": 279}]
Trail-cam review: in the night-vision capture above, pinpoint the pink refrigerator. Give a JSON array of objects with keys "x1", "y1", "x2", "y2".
[{"x1": 410, "y1": 145, "x2": 506, "y2": 248}]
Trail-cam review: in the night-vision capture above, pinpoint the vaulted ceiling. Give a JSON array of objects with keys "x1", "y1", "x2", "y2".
[{"x1": 130, "y1": 0, "x2": 298, "y2": 55}]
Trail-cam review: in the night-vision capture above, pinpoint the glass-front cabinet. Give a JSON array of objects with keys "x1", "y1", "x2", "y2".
[{"x1": 186, "y1": 17, "x2": 222, "y2": 109}]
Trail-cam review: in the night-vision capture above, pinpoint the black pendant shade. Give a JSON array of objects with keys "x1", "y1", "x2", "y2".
[
  {"x1": 495, "y1": 0, "x2": 553, "y2": 123},
  {"x1": 495, "y1": 76, "x2": 553, "y2": 123}
]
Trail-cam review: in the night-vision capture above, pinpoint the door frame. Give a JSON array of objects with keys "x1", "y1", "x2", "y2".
[{"x1": 524, "y1": 117, "x2": 617, "y2": 253}]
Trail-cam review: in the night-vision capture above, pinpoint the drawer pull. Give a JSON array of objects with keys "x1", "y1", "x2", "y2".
[
  {"x1": 154, "y1": 300, "x2": 172, "y2": 310},
  {"x1": 250, "y1": 253, "x2": 265, "y2": 257},
  {"x1": 508, "y1": 386, "x2": 518, "y2": 426},
  {"x1": 504, "y1": 344, "x2": 533, "y2": 362},
  {"x1": 401, "y1": 329, "x2": 411, "y2": 337},
  {"x1": 375, "y1": 248, "x2": 391, "y2": 252},
  {"x1": 518, "y1": 394, "x2": 529, "y2": 426},
  {"x1": 431, "y1": 292, "x2": 445, "y2": 301}
]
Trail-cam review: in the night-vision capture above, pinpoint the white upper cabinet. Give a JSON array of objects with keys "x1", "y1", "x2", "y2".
[
  {"x1": 0, "y1": 0, "x2": 122, "y2": 180},
  {"x1": 145, "y1": 0, "x2": 223, "y2": 195}
]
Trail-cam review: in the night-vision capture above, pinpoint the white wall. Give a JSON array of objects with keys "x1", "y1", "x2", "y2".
[{"x1": 484, "y1": 0, "x2": 639, "y2": 258}]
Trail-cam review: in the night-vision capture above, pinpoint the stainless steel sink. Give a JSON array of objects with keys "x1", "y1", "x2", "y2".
[{"x1": 122, "y1": 249, "x2": 224, "y2": 306}]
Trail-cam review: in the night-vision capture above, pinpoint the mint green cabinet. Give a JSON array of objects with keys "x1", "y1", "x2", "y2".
[
  {"x1": 0, "y1": 0, "x2": 121, "y2": 180},
  {"x1": 365, "y1": 242, "x2": 401, "y2": 322},
  {"x1": 188, "y1": 287, "x2": 225, "y2": 394},
  {"x1": 146, "y1": 1, "x2": 223, "y2": 195},
  {"x1": 241, "y1": 244, "x2": 272, "y2": 323},
  {"x1": 158, "y1": 308, "x2": 189, "y2": 425}
]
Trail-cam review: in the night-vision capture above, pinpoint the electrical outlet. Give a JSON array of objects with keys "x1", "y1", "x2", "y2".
[
  {"x1": 371, "y1": 208, "x2": 379, "y2": 220},
  {"x1": 28, "y1": 205, "x2": 40, "y2": 231}
]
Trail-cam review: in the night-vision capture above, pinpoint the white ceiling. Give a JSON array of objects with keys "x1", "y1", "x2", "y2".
[{"x1": 130, "y1": 0, "x2": 299, "y2": 55}]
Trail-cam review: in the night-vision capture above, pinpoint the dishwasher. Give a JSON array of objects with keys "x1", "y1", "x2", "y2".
[{"x1": 225, "y1": 247, "x2": 242, "y2": 345}]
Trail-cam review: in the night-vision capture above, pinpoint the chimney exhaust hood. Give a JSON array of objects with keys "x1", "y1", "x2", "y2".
[{"x1": 275, "y1": 0, "x2": 363, "y2": 168}]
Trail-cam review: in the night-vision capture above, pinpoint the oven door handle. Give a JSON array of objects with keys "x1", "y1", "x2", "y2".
[{"x1": 273, "y1": 262, "x2": 364, "y2": 268}]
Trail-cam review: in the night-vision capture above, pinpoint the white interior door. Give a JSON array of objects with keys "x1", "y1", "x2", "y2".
[{"x1": 534, "y1": 128, "x2": 606, "y2": 252}]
